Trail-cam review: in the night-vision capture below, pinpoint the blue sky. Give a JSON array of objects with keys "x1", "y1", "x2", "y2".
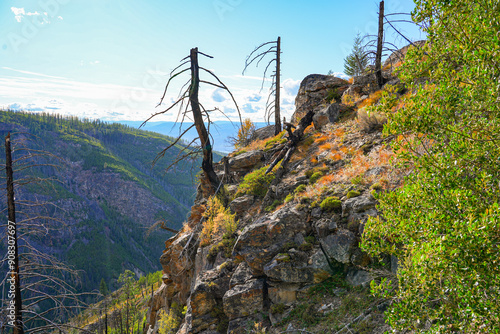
[{"x1": 0, "y1": 0, "x2": 424, "y2": 122}]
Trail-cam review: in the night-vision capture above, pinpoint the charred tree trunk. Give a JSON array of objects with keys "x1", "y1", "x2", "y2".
[
  {"x1": 261, "y1": 108, "x2": 316, "y2": 209},
  {"x1": 190, "y1": 48, "x2": 220, "y2": 193},
  {"x1": 275, "y1": 37, "x2": 282, "y2": 135},
  {"x1": 375, "y1": 0, "x2": 385, "y2": 88},
  {"x1": 5, "y1": 133, "x2": 24, "y2": 334}
]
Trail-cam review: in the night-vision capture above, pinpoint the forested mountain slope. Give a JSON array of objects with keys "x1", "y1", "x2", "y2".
[{"x1": 0, "y1": 110, "x2": 206, "y2": 293}]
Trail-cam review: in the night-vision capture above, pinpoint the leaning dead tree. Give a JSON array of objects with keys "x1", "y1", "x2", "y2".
[
  {"x1": 261, "y1": 105, "x2": 317, "y2": 209},
  {"x1": 243, "y1": 37, "x2": 282, "y2": 135},
  {"x1": 1, "y1": 133, "x2": 92, "y2": 334},
  {"x1": 143, "y1": 48, "x2": 241, "y2": 195}
]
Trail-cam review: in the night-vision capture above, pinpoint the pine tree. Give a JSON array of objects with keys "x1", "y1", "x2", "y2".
[
  {"x1": 344, "y1": 33, "x2": 368, "y2": 77},
  {"x1": 99, "y1": 278, "x2": 109, "y2": 297}
]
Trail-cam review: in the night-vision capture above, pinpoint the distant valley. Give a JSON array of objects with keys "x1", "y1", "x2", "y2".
[{"x1": 0, "y1": 110, "x2": 212, "y2": 293}]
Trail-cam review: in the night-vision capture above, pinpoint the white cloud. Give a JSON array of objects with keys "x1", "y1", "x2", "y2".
[
  {"x1": 58, "y1": 16, "x2": 63, "y2": 20},
  {"x1": 11, "y1": 7, "x2": 26, "y2": 22},
  {"x1": 11, "y1": 7, "x2": 51, "y2": 24},
  {"x1": 329, "y1": 72, "x2": 350, "y2": 80},
  {"x1": 0, "y1": 67, "x2": 301, "y2": 123}
]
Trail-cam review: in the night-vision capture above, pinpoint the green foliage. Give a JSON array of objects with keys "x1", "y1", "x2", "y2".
[
  {"x1": 304, "y1": 236, "x2": 316, "y2": 244},
  {"x1": 320, "y1": 197, "x2": 341, "y2": 211},
  {"x1": 157, "y1": 309, "x2": 181, "y2": 334},
  {"x1": 281, "y1": 242, "x2": 298, "y2": 252},
  {"x1": 99, "y1": 278, "x2": 109, "y2": 297},
  {"x1": 236, "y1": 165, "x2": 276, "y2": 197},
  {"x1": 325, "y1": 89, "x2": 341, "y2": 104},
  {"x1": 298, "y1": 242, "x2": 313, "y2": 252},
  {"x1": 344, "y1": 33, "x2": 369, "y2": 77},
  {"x1": 264, "y1": 131, "x2": 287, "y2": 151},
  {"x1": 270, "y1": 303, "x2": 286, "y2": 314},
  {"x1": 309, "y1": 171, "x2": 323, "y2": 184},
  {"x1": 362, "y1": 1, "x2": 500, "y2": 332},
  {"x1": 346, "y1": 190, "x2": 360, "y2": 198},
  {"x1": 201, "y1": 195, "x2": 237, "y2": 246},
  {"x1": 284, "y1": 193, "x2": 294, "y2": 204},
  {"x1": 350, "y1": 175, "x2": 364, "y2": 185},
  {"x1": 294, "y1": 184, "x2": 307, "y2": 194},
  {"x1": 265, "y1": 199, "x2": 282, "y2": 212}
]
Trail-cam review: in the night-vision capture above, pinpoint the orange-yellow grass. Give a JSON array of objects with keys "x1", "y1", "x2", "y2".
[
  {"x1": 319, "y1": 142, "x2": 334, "y2": 151},
  {"x1": 314, "y1": 133, "x2": 330, "y2": 145},
  {"x1": 231, "y1": 131, "x2": 286, "y2": 155},
  {"x1": 332, "y1": 146, "x2": 394, "y2": 184},
  {"x1": 358, "y1": 90, "x2": 383, "y2": 109}
]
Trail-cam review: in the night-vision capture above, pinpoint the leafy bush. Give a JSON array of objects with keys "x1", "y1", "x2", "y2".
[
  {"x1": 265, "y1": 199, "x2": 282, "y2": 212},
  {"x1": 346, "y1": 190, "x2": 361, "y2": 199},
  {"x1": 299, "y1": 242, "x2": 313, "y2": 251},
  {"x1": 270, "y1": 303, "x2": 286, "y2": 314},
  {"x1": 326, "y1": 88, "x2": 341, "y2": 103},
  {"x1": 157, "y1": 309, "x2": 181, "y2": 334},
  {"x1": 284, "y1": 193, "x2": 294, "y2": 204},
  {"x1": 236, "y1": 165, "x2": 276, "y2": 198},
  {"x1": 309, "y1": 172, "x2": 323, "y2": 184},
  {"x1": 294, "y1": 184, "x2": 307, "y2": 193},
  {"x1": 200, "y1": 196, "x2": 237, "y2": 246},
  {"x1": 320, "y1": 197, "x2": 341, "y2": 211}
]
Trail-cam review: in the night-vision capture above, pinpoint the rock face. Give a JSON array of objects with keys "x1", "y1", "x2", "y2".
[
  {"x1": 228, "y1": 150, "x2": 265, "y2": 172},
  {"x1": 292, "y1": 74, "x2": 349, "y2": 123},
  {"x1": 251, "y1": 125, "x2": 275, "y2": 141},
  {"x1": 142, "y1": 60, "x2": 415, "y2": 332}
]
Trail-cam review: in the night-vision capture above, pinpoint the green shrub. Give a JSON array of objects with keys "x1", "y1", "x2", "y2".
[
  {"x1": 370, "y1": 182, "x2": 382, "y2": 191},
  {"x1": 284, "y1": 193, "x2": 294, "y2": 204},
  {"x1": 236, "y1": 166, "x2": 275, "y2": 198},
  {"x1": 299, "y1": 242, "x2": 313, "y2": 251},
  {"x1": 282, "y1": 242, "x2": 298, "y2": 252},
  {"x1": 304, "y1": 236, "x2": 316, "y2": 244},
  {"x1": 264, "y1": 132, "x2": 287, "y2": 150},
  {"x1": 351, "y1": 175, "x2": 364, "y2": 185},
  {"x1": 326, "y1": 88, "x2": 341, "y2": 103},
  {"x1": 295, "y1": 184, "x2": 307, "y2": 193},
  {"x1": 271, "y1": 303, "x2": 286, "y2": 314},
  {"x1": 320, "y1": 196, "x2": 342, "y2": 211},
  {"x1": 346, "y1": 190, "x2": 361, "y2": 199},
  {"x1": 265, "y1": 199, "x2": 282, "y2": 212},
  {"x1": 309, "y1": 172, "x2": 323, "y2": 184}
]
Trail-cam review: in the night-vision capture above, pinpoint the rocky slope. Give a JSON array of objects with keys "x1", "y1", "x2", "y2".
[{"x1": 137, "y1": 46, "x2": 413, "y2": 334}]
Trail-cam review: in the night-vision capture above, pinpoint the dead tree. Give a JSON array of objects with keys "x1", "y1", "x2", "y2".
[
  {"x1": 359, "y1": 2, "x2": 422, "y2": 86},
  {"x1": 261, "y1": 106, "x2": 317, "y2": 209},
  {"x1": 243, "y1": 37, "x2": 282, "y2": 135},
  {"x1": 375, "y1": 0, "x2": 385, "y2": 88},
  {"x1": 5, "y1": 133, "x2": 23, "y2": 334},
  {"x1": 143, "y1": 47, "x2": 241, "y2": 195},
  {"x1": 1, "y1": 133, "x2": 92, "y2": 334}
]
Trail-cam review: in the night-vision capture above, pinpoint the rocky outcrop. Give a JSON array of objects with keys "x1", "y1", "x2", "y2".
[
  {"x1": 292, "y1": 74, "x2": 349, "y2": 123},
  {"x1": 143, "y1": 55, "x2": 417, "y2": 332},
  {"x1": 250, "y1": 125, "x2": 275, "y2": 141},
  {"x1": 228, "y1": 150, "x2": 265, "y2": 172}
]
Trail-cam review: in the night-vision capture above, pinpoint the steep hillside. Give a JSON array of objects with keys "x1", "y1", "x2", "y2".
[
  {"x1": 69, "y1": 46, "x2": 414, "y2": 333},
  {"x1": 0, "y1": 111, "x2": 207, "y2": 292}
]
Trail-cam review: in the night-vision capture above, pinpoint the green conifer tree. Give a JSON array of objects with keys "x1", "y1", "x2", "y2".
[{"x1": 344, "y1": 33, "x2": 368, "y2": 77}]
